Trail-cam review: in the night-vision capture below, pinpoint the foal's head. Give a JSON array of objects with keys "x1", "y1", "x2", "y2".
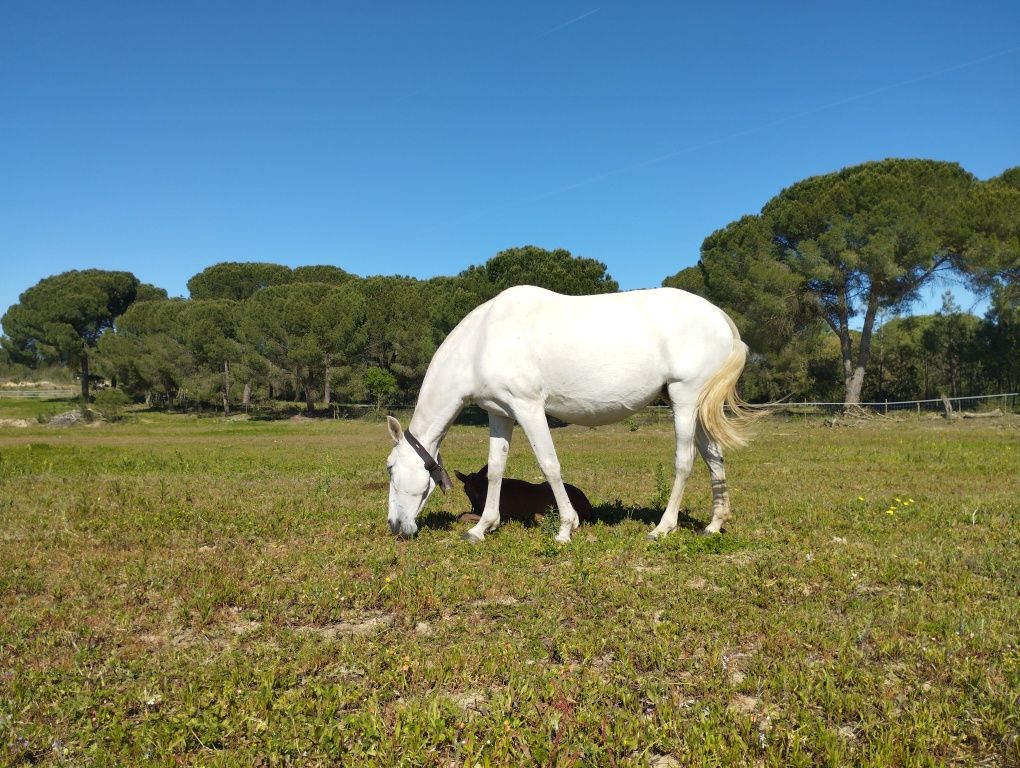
[{"x1": 454, "y1": 465, "x2": 489, "y2": 512}]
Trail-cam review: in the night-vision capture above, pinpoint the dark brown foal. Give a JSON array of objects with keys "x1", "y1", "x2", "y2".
[{"x1": 454, "y1": 465, "x2": 594, "y2": 526}]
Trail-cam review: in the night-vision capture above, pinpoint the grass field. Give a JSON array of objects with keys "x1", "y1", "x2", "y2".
[
  {"x1": 0, "y1": 398, "x2": 78, "y2": 422},
  {"x1": 1, "y1": 408, "x2": 1018, "y2": 766}
]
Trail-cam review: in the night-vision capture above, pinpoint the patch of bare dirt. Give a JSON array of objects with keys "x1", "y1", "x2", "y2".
[
  {"x1": 451, "y1": 690, "x2": 490, "y2": 714},
  {"x1": 728, "y1": 693, "x2": 761, "y2": 715},
  {"x1": 467, "y1": 596, "x2": 519, "y2": 608},
  {"x1": 649, "y1": 756, "x2": 682, "y2": 768},
  {"x1": 295, "y1": 612, "x2": 394, "y2": 638},
  {"x1": 414, "y1": 621, "x2": 434, "y2": 636},
  {"x1": 722, "y1": 650, "x2": 755, "y2": 685},
  {"x1": 723, "y1": 551, "x2": 755, "y2": 567},
  {"x1": 224, "y1": 607, "x2": 261, "y2": 636},
  {"x1": 135, "y1": 607, "x2": 261, "y2": 649},
  {"x1": 629, "y1": 754, "x2": 681, "y2": 768}
]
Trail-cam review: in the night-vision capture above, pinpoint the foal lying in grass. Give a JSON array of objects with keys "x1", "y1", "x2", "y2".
[{"x1": 455, "y1": 465, "x2": 594, "y2": 527}]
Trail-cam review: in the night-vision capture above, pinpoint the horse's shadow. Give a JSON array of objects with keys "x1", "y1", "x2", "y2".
[
  {"x1": 417, "y1": 510, "x2": 460, "y2": 531},
  {"x1": 417, "y1": 501, "x2": 704, "y2": 534},
  {"x1": 590, "y1": 500, "x2": 704, "y2": 531}
]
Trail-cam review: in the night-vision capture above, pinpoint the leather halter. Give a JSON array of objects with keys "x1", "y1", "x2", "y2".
[{"x1": 403, "y1": 430, "x2": 452, "y2": 493}]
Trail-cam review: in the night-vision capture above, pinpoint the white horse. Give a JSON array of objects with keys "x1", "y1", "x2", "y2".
[{"x1": 385, "y1": 285, "x2": 754, "y2": 543}]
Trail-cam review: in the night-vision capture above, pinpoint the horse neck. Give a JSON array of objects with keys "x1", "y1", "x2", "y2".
[{"x1": 408, "y1": 362, "x2": 467, "y2": 455}]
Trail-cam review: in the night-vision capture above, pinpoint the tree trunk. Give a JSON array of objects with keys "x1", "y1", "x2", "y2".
[
  {"x1": 843, "y1": 295, "x2": 880, "y2": 408},
  {"x1": 80, "y1": 353, "x2": 90, "y2": 402},
  {"x1": 304, "y1": 383, "x2": 315, "y2": 415},
  {"x1": 323, "y1": 367, "x2": 331, "y2": 407},
  {"x1": 940, "y1": 393, "x2": 955, "y2": 419},
  {"x1": 242, "y1": 381, "x2": 251, "y2": 406},
  {"x1": 836, "y1": 329, "x2": 857, "y2": 405},
  {"x1": 846, "y1": 366, "x2": 866, "y2": 405},
  {"x1": 222, "y1": 360, "x2": 231, "y2": 417}
]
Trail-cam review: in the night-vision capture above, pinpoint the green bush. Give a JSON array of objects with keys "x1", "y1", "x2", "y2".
[{"x1": 93, "y1": 388, "x2": 132, "y2": 422}]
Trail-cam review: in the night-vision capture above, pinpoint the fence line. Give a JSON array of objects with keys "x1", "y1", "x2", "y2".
[
  {"x1": 0, "y1": 388, "x2": 77, "y2": 399},
  {"x1": 3, "y1": 390, "x2": 1015, "y2": 415},
  {"x1": 752, "y1": 392, "x2": 1019, "y2": 416},
  {"x1": 363, "y1": 393, "x2": 1019, "y2": 421},
  {"x1": 770, "y1": 393, "x2": 1019, "y2": 408}
]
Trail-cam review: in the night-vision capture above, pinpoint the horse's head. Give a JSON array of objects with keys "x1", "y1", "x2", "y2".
[{"x1": 385, "y1": 416, "x2": 449, "y2": 537}]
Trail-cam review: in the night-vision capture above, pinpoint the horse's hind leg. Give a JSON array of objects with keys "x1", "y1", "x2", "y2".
[
  {"x1": 464, "y1": 414, "x2": 514, "y2": 543},
  {"x1": 648, "y1": 384, "x2": 698, "y2": 540},
  {"x1": 696, "y1": 422, "x2": 730, "y2": 534},
  {"x1": 512, "y1": 405, "x2": 579, "y2": 544}
]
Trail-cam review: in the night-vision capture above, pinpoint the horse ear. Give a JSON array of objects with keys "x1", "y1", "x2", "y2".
[
  {"x1": 478, "y1": 464, "x2": 489, "y2": 477},
  {"x1": 386, "y1": 416, "x2": 403, "y2": 445},
  {"x1": 454, "y1": 470, "x2": 468, "y2": 482}
]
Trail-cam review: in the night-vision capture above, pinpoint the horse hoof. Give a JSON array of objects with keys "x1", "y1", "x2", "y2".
[
  {"x1": 461, "y1": 531, "x2": 483, "y2": 544},
  {"x1": 554, "y1": 533, "x2": 571, "y2": 545},
  {"x1": 699, "y1": 528, "x2": 721, "y2": 537}
]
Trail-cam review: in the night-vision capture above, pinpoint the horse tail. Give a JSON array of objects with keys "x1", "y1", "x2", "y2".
[{"x1": 696, "y1": 310, "x2": 760, "y2": 451}]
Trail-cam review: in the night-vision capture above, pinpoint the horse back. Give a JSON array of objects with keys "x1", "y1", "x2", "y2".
[{"x1": 464, "y1": 287, "x2": 734, "y2": 423}]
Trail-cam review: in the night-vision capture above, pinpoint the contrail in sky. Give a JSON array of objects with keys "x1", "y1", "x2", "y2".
[
  {"x1": 418, "y1": 44, "x2": 1020, "y2": 234},
  {"x1": 531, "y1": 8, "x2": 600, "y2": 41}
]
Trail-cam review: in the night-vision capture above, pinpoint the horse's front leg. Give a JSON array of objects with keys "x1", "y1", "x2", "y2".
[
  {"x1": 513, "y1": 405, "x2": 579, "y2": 544},
  {"x1": 464, "y1": 414, "x2": 514, "y2": 543}
]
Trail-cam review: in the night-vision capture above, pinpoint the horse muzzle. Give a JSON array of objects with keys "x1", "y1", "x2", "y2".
[{"x1": 388, "y1": 518, "x2": 418, "y2": 538}]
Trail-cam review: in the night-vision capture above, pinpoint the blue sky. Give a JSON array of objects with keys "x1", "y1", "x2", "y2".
[{"x1": 2, "y1": 1, "x2": 1018, "y2": 323}]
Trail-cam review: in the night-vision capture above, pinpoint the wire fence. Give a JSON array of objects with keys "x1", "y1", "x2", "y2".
[
  {"x1": 767, "y1": 392, "x2": 1019, "y2": 416},
  {"x1": 363, "y1": 393, "x2": 1019, "y2": 424},
  {"x1": 3, "y1": 389, "x2": 1016, "y2": 419},
  {"x1": 0, "y1": 388, "x2": 77, "y2": 399}
]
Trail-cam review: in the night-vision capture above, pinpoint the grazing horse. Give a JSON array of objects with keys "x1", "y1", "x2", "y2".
[
  {"x1": 455, "y1": 464, "x2": 594, "y2": 526},
  {"x1": 385, "y1": 285, "x2": 755, "y2": 544}
]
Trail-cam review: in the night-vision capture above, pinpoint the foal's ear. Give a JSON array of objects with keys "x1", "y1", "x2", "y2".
[
  {"x1": 454, "y1": 470, "x2": 468, "y2": 483},
  {"x1": 386, "y1": 416, "x2": 403, "y2": 445}
]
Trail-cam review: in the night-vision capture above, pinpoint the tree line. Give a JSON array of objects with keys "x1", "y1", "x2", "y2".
[
  {"x1": 2, "y1": 159, "x2": 1018, "y2": 411},
  {"x1": 1, "y1": 247, "x2": 618, "y2": 412},
  {"x1": 667, "y1": 159, "x2": 1020, "y2": 405}
]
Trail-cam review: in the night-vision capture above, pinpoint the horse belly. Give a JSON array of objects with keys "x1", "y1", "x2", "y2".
[{"x1": 543, "y1": 369, "x2": 663, "y2": 426}]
